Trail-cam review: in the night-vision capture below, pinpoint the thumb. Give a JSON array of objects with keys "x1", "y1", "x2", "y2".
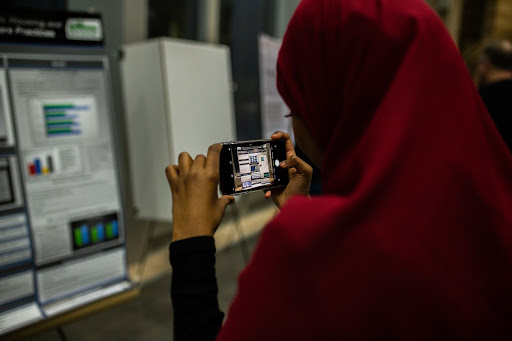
[
  {"x1": 280, "y1": 155, "x2": 313, "y2": 176},
  {"x1": 218, "y1": 195, "x2": 236, "y2": 209}
]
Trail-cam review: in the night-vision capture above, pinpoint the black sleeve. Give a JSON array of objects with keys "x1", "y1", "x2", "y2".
[{"x1": 169, "y1": 236, "x2": 224, "y2": 341}]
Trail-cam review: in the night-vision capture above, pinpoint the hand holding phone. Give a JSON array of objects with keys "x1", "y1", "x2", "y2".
[
  {"x1": 219, "y1": 138, "x2": 290, "y2": 196},
  {"x1": 165, "y1": 144, "x2": 235, "y2": 242},
  {"x1": 263, "y1": 131, "x2": 313, "y2": 208},
  {"x1": 219, "y1": 132, "x2": 313, "y2": 208}
]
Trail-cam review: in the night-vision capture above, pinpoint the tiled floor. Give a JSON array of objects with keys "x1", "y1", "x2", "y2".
[{"x1": 16, "y1": 193, "x2": 275, "y2": 340}]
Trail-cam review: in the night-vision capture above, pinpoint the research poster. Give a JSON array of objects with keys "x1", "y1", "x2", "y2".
[
  {"x1": 0, "y1": 11, "x2": 130, "y2": 336},
  {"x1": 8, "y1": 58, "x2": 127, "y2": 307}
]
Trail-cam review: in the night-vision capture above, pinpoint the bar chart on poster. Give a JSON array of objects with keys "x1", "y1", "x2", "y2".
[
  {"x1": 29, "y1": 96, "x2": 99, "y2": 142},
  {"x1": 23, "y1": 146, "x2": 81, "y2": 178},
  {"x1": 26, "y1": 153, "x2": 56, "y2": 177},
  {"x1": 71, "y1": 213, "x2": 119, "y2": 250}
]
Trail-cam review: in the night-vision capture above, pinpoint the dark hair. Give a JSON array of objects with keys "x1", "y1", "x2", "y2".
[{"x1": 483, "y1": 40, "x2": 512, "y2": 72}]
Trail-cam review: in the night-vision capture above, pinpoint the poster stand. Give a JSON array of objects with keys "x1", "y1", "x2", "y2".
[{"x1": 3, "y1": 287, "x2": 140, "y2": 340}]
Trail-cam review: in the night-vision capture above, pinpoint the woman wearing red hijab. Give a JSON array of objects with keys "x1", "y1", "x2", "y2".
[{"x1": 166, "y1": 0, "x2": 512, "y2": 339}]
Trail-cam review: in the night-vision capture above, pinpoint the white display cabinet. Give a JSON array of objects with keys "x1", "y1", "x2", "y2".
[{"x1": 121, "y1": 38, "x2": 236, "y2": 221}]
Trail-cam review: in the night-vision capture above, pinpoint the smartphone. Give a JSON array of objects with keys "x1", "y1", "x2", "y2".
[{"x1": 219, "y1": 139, "x2": 289, "y2": 196}]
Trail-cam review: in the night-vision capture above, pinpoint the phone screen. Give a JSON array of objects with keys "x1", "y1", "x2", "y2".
[{"x1": 219, "y1": 139, "x2": 289, "y2": 195}]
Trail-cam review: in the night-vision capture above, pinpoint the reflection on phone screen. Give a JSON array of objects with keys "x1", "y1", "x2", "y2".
[{"x1": 232, "y1": 143, "x2": 274, "y2": 192}]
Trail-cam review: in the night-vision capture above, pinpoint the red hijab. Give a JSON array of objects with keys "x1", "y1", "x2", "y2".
[{"x1": 218, "y1": 0, "x2": 512, "y2": 339}]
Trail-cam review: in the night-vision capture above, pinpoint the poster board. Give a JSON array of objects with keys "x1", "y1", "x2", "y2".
[
  {"x1": 0, "y1": 11, "x2": 132, "y2": 336},
  {"x1": 121, "y1": 38, "x2": 236, "y2": 221},
  {"x1": 258, "y1": 34, "x2": 292, "y2": 141}
]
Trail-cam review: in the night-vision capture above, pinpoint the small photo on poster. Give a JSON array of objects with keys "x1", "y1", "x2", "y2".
[
  {"x1": 0, "y1": 159, "x2": 15, "y2": 205},
  {"x1": 0, "y1": 86, "x2": 7, "y2": 142},
  {"x1": 70, "y1": 213, "x2": 119, "y2": 251}
]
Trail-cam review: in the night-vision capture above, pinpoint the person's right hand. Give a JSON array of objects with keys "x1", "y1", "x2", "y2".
[
  {"x1": 264, "y1": 131, "x2": 313, "y2": 208},
  {"x1": 166, "y1": 144, "x2": 235, "y2": 242}
]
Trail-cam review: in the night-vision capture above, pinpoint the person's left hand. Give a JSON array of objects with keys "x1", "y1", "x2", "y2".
[
  {"x1": 264, "y1": 131, "x2": 313, "y2": 208},
  {"x1": 165, "y1": 144, "x2": 235, "y2": 242}
]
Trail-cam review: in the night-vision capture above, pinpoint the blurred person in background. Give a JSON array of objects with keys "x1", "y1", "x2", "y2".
[
  {"x1": 478, "y1": 39, "x2": 512, "y2": 151},
  {"x1": 166, "y1": 0, "x2": 512, "y2": 339}
]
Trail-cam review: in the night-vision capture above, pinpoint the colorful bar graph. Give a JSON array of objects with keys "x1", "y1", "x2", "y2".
[
  {"x1": 71, "y1": 214, "x2": 119, "y2": 250},
  {"x1": 43, "y1": 103, "x2": 85, "y2": 137},
  {"x1": 27, "y1": 155, "x2": 55, "y2": 177}
]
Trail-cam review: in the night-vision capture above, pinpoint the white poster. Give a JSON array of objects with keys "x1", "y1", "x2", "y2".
[
  {"x1": 258, "y1": 34, "x2": 293, "y2": 141},
  {"x1": 9, "y1": 59, "x2": 123, "y2": 266}
]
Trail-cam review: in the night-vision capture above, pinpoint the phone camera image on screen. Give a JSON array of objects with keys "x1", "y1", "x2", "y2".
[{"x1": 219, "y1": 139, "x2": 288, "y2": 196}]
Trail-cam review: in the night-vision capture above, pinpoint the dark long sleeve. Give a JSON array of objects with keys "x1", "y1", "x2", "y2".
[{"x1": 169, "y1": 236, "x2": 224, "y2": 341}]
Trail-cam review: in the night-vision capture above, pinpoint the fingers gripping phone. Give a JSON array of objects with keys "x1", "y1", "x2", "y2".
[{"x1": 219, "y1": 139, "x2": 289, "y2": 196}]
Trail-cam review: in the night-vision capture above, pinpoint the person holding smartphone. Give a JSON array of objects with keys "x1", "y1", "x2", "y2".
[{"x1": 166, "y1": 0, "x2": 512, "y2": 339}]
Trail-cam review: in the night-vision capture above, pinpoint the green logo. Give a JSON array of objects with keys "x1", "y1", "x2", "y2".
[
  {"x1": 70, "y1": 22, "x2": 97, "y2": 33},
  {"x1": 65, "y1": 18, "x2": 102, "y2": 41}
]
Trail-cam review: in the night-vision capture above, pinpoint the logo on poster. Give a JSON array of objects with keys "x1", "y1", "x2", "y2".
[{"x1": 65, "y1": 18, "x2": 102, "y2": 41}]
